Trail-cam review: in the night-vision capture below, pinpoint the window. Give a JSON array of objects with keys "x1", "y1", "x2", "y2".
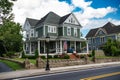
[
  {"x1": 26, "y1": 32, "x2": 29, "y2": 38},
  {"x1": 36, "y1": 31, "x2": 38, "y2": 37},
  {"x1": 31, "y1": 29, "x2": 34, "y2": 37},
  {"x1": 67, "y1": 27, "x2": 71, "y2": 36},
  {"x1": 74, "y1": 28, "x2": 77, "y2": 37},
  {"x1": 48, "y1": 26, "x2": 56, "y2": 33}
]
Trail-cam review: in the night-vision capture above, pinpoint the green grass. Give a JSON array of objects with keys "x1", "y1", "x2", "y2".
[
  {"x1": 0, "y1": 59, "x2": 24, "y2": 70},
  {"x1": 14, "y1": 58, "x2": 36, "y2": 64}
]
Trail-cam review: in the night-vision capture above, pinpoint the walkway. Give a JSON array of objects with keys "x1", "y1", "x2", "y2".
[{"x1": 0, "y1": 62, "x2": 12, "y2": 73}]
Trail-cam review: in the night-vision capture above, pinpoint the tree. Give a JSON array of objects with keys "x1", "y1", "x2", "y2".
[
  {"x1": 102, "y1": 39, "x2": 120, "y2": 56},
  {"x1": 0, "y1": 0, "x2": 22, "y2": 56},
  {"x1": 0, "y1": 20, "x2": 22, "y2": 52},
  {"x1": 0, "y1": 0, "x2": 14, "y2": 23}
]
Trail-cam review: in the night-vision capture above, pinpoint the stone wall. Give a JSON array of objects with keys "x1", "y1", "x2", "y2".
[
  {"x1": 1, "y1": 57, "x2": 120, "y2": 69},
  {"x1": 95, "y1": 58, "x2": 120, "y2": 63}
]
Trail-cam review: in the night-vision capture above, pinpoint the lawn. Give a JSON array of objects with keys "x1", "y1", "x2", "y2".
[
  {"x1": 0, "y1": 59, "x2": 24, "y2": 70},
  {"x1": 14, "y1": 58, "x2": 36, "y2": 64}
]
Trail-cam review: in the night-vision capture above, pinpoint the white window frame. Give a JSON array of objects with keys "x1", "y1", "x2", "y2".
[
  {"x1": 48, "y1": 25, "x2": 56, "y2": 33},
  {"x1": 74, "y1": 28, "x2": 77, "y2": 37},
  {"x1": 30, "y1": 29, "x2": 34, "y2": 37},
  {"x1": 67, "y1": 27, "x2": 71, "y2": 36},
  {"x1": 36, "y1": 31, "x2": 38, "y2": 37}
]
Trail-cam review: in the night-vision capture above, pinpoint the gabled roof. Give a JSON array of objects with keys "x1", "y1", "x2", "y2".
[
  {"x1": 59, "y1": 13, "x2": 71, "y2": 24},
  {"x1": 25, "y1": 12, "x2": 82, "y2": 28},
  {"x1": 86, "y1": 22, "x2": 120, "y2": 38},
  {"x1": 26, "y1": 18, "x2": 39, "y2": 26},
  {"x1": 85, "y1": 28, "x2": 99, "y2": 38},
  {"x1": 36, "y1": 12, "x2": 60, "y2": 26}
]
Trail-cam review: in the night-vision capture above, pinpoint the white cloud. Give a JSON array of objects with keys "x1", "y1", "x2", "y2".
[
  {"x1": 81, "y1": 18, "x2": 120, "y2": 30},
  {"x1": 72, "y1": 0, "x2": 92, "y2": 9},
  {"x1": 12, "y1": 0, "x2": 74, "y2": 25}
]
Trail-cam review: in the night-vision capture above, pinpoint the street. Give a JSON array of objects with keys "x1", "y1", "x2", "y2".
[{"x1": 14, "y1": 65, "x2": 120, "y2": 80}]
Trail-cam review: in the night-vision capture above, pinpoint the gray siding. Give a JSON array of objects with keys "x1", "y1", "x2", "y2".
[
  {"x1": 58, "y1": 27, "x2": 63, "y2": 36},
  {"x1": 36, "y1": 27, "x2": 43, "y2": 37}
]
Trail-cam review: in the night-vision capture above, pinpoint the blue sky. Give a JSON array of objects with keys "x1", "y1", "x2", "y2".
[{"x1": 13, "y1": 0, "x2": 120, "y2": 37}]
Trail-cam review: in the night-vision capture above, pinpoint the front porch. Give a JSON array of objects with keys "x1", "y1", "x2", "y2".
[{"x1": 23, "y1": 39, "x2": 89, "y2": 55}]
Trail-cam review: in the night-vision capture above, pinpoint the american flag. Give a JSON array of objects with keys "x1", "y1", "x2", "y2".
[{"x1": 63, "y1": 41, "x2": 67, "y2": 50}]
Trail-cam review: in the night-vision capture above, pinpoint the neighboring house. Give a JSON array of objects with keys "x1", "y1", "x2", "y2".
[
  {"x1": 23, "y1": 12, "x2": 87, "y2": 55},
  {"x1": 86, "y1": 22, "x2": 120, "y2": 50}
]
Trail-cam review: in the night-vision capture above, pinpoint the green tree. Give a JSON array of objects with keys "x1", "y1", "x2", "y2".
[
  {"x1": 102, "y1": 39, "x2": 120, "y2": 56},
  {"x1": 0, "y1": 20, "x2": 22, "y2": 52},
  {"x1": 0, "y1": 0, "x2": 14, "y2": 23},
  {"x1": 0, "y1": 0, "x2": 22, "y2": 56}
]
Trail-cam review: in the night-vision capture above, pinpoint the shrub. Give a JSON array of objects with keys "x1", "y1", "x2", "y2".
[
  {"x1": 80, "y1": 54, "x2": 85, "y2": 58},
  {"x1": 40, "y1": 56, "x2": 46, "y2": 59},
  {"x1": 54, "y1": 55, "x2": 59, "y2": 58},
  {"x1": 22, "y1": 51, "x2": 25, "y2": 58},
  {"x1": 35, "y1": 49, "x2": 39, "y2": 58},
  {"x1": 63, "y1": 54, "x2": 70, "y2": 59},
  {"x1": 6, "y1": 51, "x2": 15, "y2": 58},
  {"x1": 24, "y1": 55, "x2": 36, "y2": 59},
  {"x1": 48, "y1": 55, "x2": 52, "y2": 59},
  {"x1": 87, "y1": 54, "x2": 92, "y2": 57},
  {"x1": 91, "y1": 50, "x2": 95, "y2": 62},
  {"x1": 102, "y1": 39, "x2": 120, "y2": 56},
  {"x1": 91, "y1": 50, "x2": 95, "y2": 57}
]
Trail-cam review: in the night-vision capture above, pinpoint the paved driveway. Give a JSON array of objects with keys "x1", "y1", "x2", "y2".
[{"x1": 0, "y1": 62, "x2": 12, "y2": 73}]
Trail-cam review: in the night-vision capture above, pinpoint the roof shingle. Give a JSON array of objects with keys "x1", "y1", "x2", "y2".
[{"x1": 86, "y1": 22, "x2": 120, "y2": 38}]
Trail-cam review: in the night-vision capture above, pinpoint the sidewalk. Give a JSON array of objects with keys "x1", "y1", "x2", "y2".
[{"x1": 0, "y1": 61, "x2": 120, "y2": 79}]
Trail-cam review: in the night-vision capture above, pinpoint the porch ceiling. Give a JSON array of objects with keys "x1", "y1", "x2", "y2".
[{"x1": 37, "y1": 36, "x2": 86, "y2": 42}]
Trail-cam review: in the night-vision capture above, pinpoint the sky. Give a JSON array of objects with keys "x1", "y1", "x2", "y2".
[{"x1": 12, "y1": 0, "x2": 120, "y2": 37}]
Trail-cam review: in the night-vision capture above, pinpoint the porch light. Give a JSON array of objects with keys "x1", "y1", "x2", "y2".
[{"x1": 46, "y1": 34, "x2": 50, "y2": 43}]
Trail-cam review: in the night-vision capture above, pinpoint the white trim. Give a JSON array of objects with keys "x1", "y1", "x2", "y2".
[
  {"x1": 48, "y1": 25, "x2": 56, "y2": 33},
  {"x1": 43, "y1": 25, "x2": 45, "y2": 36},
  {"x1": 63, "y1": 25, "x2": 64, "y2": 36},
  {"x1": 95, "y1": 28, "x2": 107, "y2": 36},
  {"x1": 44, "y1": 41, "x2": 46, "y2": 53},
  {"x1": 30, "y1": 42, "x2": 31, "y2": 54},
  {"x1": 74, "y1": 28, "x2": 77, "y2": 37},
  {"x1": 86, "y1": 41, "x2": 89, "y2": 54},
  {"x1": 67, "y1": 27, "x2": 71, "y2": 36},
  {"x1": 60, "y1": 40, "x2": 62, "y2": 54},
  {"x1": 56, "y1": 41, "x2": 57, "y2": 53},
  {"x1": 38, "y1": 41, "x2": 40, "y2": 55},
  {"x1": 74, "y1": 41, "x2": 76, "y2": 50}
]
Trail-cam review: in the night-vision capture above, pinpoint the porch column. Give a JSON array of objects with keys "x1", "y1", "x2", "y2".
[
  {"x1": 56, "y1": 41, "x2": 57, "y2": 54},
  {"x1": 60, "y1": 40, "x2": 62, "y2": 54},
  {"x1": 86, "y1": 41, "x2": 89, "y2": 54},
  {"x1": 74, "y1": 41, "x2": 76, "y2": 51},
  {"x1": 44, "y1": 41, "x2": 46, "y2": 54},
  {"x1": 23, "y1": 42, "x2": 26, "y2": 54},
  {"x1": 30, "y1": 42, "x2": 31, "y2": 54},
  {"x1": 38, "y1": 40, "x2": 40, "y2": 55}
]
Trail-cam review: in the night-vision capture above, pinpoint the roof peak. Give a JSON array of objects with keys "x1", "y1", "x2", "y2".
[{"x1": 103, "y1": 22, "x2": 115, "y2": 28}]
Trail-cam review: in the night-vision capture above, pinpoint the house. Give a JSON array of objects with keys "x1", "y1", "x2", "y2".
[
  {"x1": 86, "y1": 22, "x2": 120, "y2": 50},
  {"x1": 23, "y1": 12, "x2": 88, "y2": 55}
]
